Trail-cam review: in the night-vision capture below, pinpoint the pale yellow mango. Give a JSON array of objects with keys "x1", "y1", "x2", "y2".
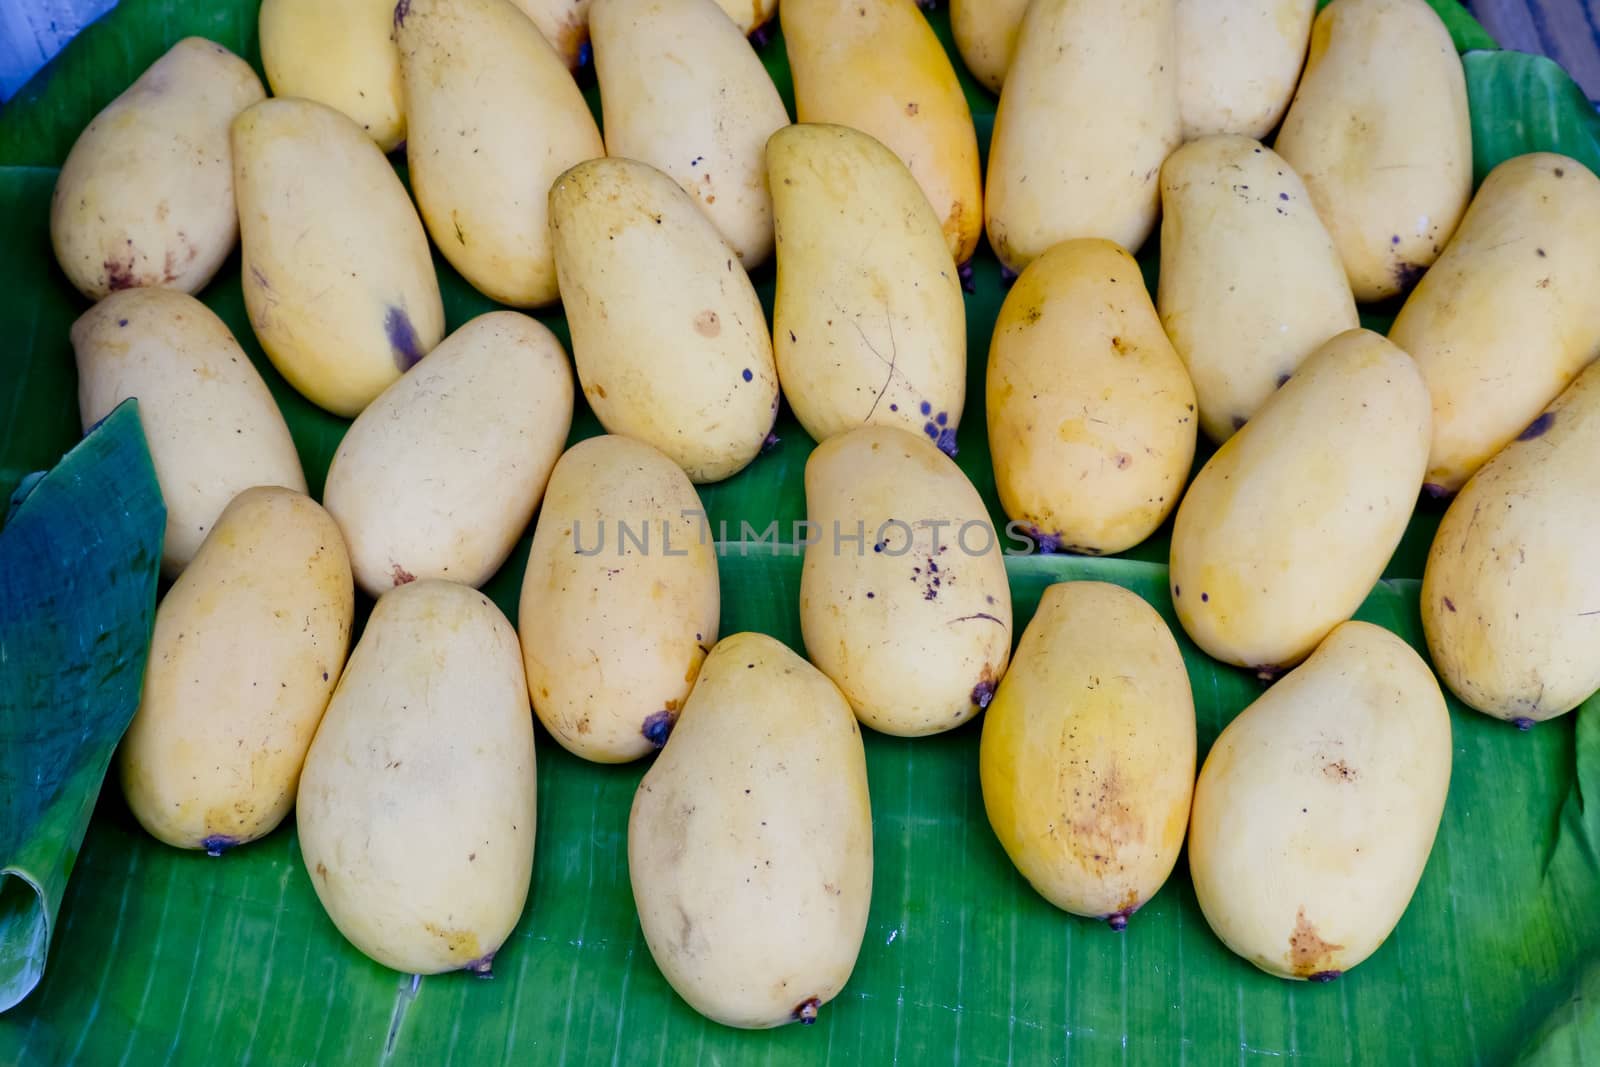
[
  {"x1": 1158, "y1": 135, "x2": 1358, "y2": 443},
  {"x1": 519, "y1": 436, "x2": 720, "y2": 763},
  {"x1": 298, "y1": 581, "x2": 536, "y2": 975},
  {"x1": 801, "y1": 425, "x2": 1013, "y2": 736},
  {"x1": 1390, "y1": 153, "x2": 1600, "y2": 494},
  {"x1": 51, "y1": 38, "x2": 264, "y2": 300},
  {"x1": 323, "y1": 312, "x2": 574, "y2": 597},
  {"x1": 120, "y1": 487, "x2": 352, "y2": 852},
  {"x1": 1274, "y1": 0, "x2": 1471, "y2": 302},
  {"x1": 398, "y1": 0, "x2": 603, "y2": 308},
  {"x1": 259, "y1": 0, "x2": 404, "y2": 150},
  {"x1": 986, "y1": 0, "x2": 1180, "y2": 271},
  {"x1": 72, "y1": 289, "x2": 306, "y2": 577},
  {"x1": 630, "y1": 632, "x2": 871, "y2": 1028},
  {"x1": 768, "y1": 124, "x2": 965, "y2": 448},
  {"x1": 988, "y1": 238, "x2": 1198, "y2": 555},
  {"x1": 980, "y1": 582, "x2": 1195, "y2": 926},
  {"x1": 1423, "y1": 360, "x2": 1600, "y2": 724},
  {"x1": 1189, "y1": 621, "x2": 1451, "y2": 980},
  {"x1": 1169, "y1": 329, "x2": 1430, "y2": 674},
  {"x1": 549, "y1": 157, "x2": 779, "y2": 483},
  {"x1": 1177, "y1": 0, "x2": 1316, "y2": 139},
  {"x1": 233, "y1": 98, "x2": 444, "y2": 418},
  {"x1": 950, "y1": 0, "x2": 1027, "y2": 94},
  {"x1": 592, "y1": 0, "x2": 788, "y2": 266},
  {"x1": 783, "y1": 0, "x2": 983, "y2": 262}
]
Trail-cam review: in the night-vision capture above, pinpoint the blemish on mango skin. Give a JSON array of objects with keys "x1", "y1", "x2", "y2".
[
  {"x1": 385, "y1": 306, "x2": 425, "y2": 371},
  {"x1": 200, "y1": 834, "x2": 239, "y2": 857},
  {"x1": 694, "y1": 310, "x2": 721, "y2": 337},
  {"x1": 1513, "y1": 716, "x2": 1535, "y2": 731},
  {"x1": 641, "y1": 709, "x2": 677, "y2": 748},
  {"x1": 1288, "y1": 907, "x2": 1344, "y2": 977},
  {"x1": 1517, "y1": 412, "x2": 1555, "y2": 440},
  {"x1": 792, "y1": 996, "x2": 822, "y2": 1025},
  {"x1": 391, "y1": 563, "x2": 416, "y2": 586},
  {"x1": 971, "y1": 672, "x2": 997, "y2": 710},
  {"x1": 1392, "y1": 261, "x2": 1427, "y2": 291}
]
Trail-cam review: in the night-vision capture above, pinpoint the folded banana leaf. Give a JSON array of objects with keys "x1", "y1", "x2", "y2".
[
  {"x1": 0, "y1": 400, "x2": 163, "y2": 1013},
  {"x1": 0, "y1": 1, "x2": 1595, "y2": 1063}
]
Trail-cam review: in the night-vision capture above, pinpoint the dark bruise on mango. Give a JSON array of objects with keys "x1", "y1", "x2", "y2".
[
  {"x1": 792, "y1": 996, "x2": 822, "y2": 1025},
  {"x1": 385, "y1": 305, "x2": 425, "y2": 371},
  {"x1": 393, "y1": 0, "x2": 411, "y2": 29},
  {"x1": 971, "y1": 671, "x2": 997, "y2": 710},
  {"x1": 641, "y1": 709, "x2": 677, "y2": 749},
  {"x1": 200, "y1": 834, "x2": 239, "y2": 857},
  {"x1": 1288, "y1": 907, "x2": 1344, "y2": 978},
  {"x1": 1393, "y1": 260, "x2": 1427, "y2": 292},
  {"x1": 1105, "y1": 891, "x2": 1142, "y2": 932},
  {"x1": 463, "y1": 950, "x2": 495, "y2": 978},
  {"x1": 1517, "y1": 411, "x2": 1555, "y2": 441}
]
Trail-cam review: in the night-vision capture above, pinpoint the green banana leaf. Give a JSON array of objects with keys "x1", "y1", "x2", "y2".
[
  {"x1": 0, "y1": 400, "x2": 164, "y2": 1014},
  {"x1": 0, "y1": 1, "x2": 1596, "y2": 1063}
]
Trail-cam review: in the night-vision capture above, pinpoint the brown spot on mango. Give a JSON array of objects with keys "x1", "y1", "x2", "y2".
[
  {"x1": 1289, "y1": 908, "x2": 1344, "y2": 977},
  {"x1": 694, "y1": 310, "x2": 721, "y2": 337}
]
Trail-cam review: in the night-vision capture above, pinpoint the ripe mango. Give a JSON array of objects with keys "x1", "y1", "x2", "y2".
[
  {"x1": 1390, "y1": 153, "x2": 1600, "y2": 494},
  {"x1": 981, "y1": 582, "x2": 1195, "y2": 927},
  {"x1": 988, "y1": 238, "x2": 1197, "y2": 555},
  {"x1": 1169, "y1": 329, "x2": 1430, "y2": 675},
  {"x1": 1189, "y1": 621, "x2": 1451, "y2": 980},
  {"x1": 1423, "y1": 359, "x2": 1600, "y2": 725},
  {"x1": 800, "y1": 425, "x2": 1012, "y2": 736},
  {"x1": 629, "y1": 632, "x2": 871, "y2": 1028},
  {"x1": 1274, "y1": 0, "x2": 1471, "y2": 302},
  {"x1": 298, "y1": 581, "x2": 536, "y2": 975}
]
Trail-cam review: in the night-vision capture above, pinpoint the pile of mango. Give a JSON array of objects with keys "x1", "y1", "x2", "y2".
[{"x1": 47, "y1": 0, "x2": 1600, "y2": 1030}]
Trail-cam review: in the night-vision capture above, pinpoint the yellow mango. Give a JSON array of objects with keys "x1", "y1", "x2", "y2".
[
  {"x1": 1274, "y1": 0, "x2": 1471, "y2": 302},
  {"x1": 800, "y1": 425, "x2": 1013, "y2": 736},
  {"x1": 591, "y1": 0, "x2": 788, "y2": 266},
  {"x1": 1189, "y1": 621, "x2": 1451, "y2": 980},
  {"x1": 986, "y1": 0, "x2": 1180, "y2": 271},
  {"x1": 782, "y1": 0, "x2": 982, "y2": 262},
  {"x1": 259, "y1": 0, "x2": 404, "y2": 151},
  {"x1": 1390, "y1": 153, "x2": 1600, "y2": 494},
  {"x1": 72, "y1": 288, "x2": 306, "y2": 577},
  {"x1": 51, "y1": 38, "x2": 264, "y2": 301},
  {"x1": 768, "y1": 124, "x2": 965, "y2": 448},
  {"x1": 1169, "y1": 329, "x2": 1430, "y2": 675},
  {"x1": 980, "y1": 582, "x2": 1195, "y2": 927},
  {"x1": 630, "y1": 632, "x2": 871, "y2": 1028},
  {"x1": 323, "y1": 312, "x2": 574, "y2": 598},
  {"x1": 987, "y1": 238, "x2": 1198, "y2": 555},
  {"x1": 950, "y1": 0, "x2": 1027, "y2": 94},
  {"x1": 233, "y1": 98, "x2": 444, "y2": 418},
  {"x1": 1177, "y1": 0, "x2": 1316, "y2": 139},
  {"x1": 507, "y1": 0, "x2": 596, "y2": 68},
  {"x1": 549, "y1": 157, "x2": 779, "y2": 483},
  {"x1": 1423, "y1": 360, "x2": 1600, "y2": 725},
  {"x1": 519, "y1": 436, "x2": 720, "y2": 762},
  {"x1": 397, "y1": 0, "x2": 603, "y2": 308},
  {"x1": 298, "y1": 581, "x2": 536, "y2": 975},
  {"x1": 1158, "y1": 135, "x2": 1358, "y2": 443},
  {"x1": 120, "y1": 487, "x2": 352, "y2": 852}
]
